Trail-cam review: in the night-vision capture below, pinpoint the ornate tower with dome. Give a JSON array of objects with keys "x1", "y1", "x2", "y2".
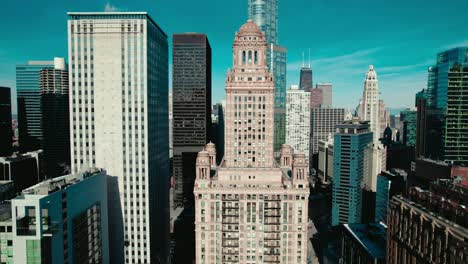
[{"x1": 193, "y1": 20, "x2": 310, "y2": 264}]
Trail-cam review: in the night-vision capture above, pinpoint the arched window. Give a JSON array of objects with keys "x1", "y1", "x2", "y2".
[
  {"x1": 248, "y1": 50, "x2": 252, "y2": 64},
  {"x1": 254, "y1": 51, "x2": 258, "y2": 64},
  {"x1": 242, "y1": 50, "x2": 246, "y2": 65}
]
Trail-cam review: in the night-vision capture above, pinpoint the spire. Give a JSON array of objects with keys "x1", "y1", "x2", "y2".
[{"x1": 308, "y1": 48, "x2": 311, "y2": 68}]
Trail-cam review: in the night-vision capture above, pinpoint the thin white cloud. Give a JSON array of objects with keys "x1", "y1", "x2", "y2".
[{"x1": 104, "y1": 2, "x2": 120, "y2": 12}]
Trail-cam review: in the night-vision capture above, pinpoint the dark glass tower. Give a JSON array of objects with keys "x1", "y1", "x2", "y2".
[
  {"x1": 16, "y1": 60, "x2": 55, "y2": 152},
  {"x1": 0, "y1": 86, "x2": 13, "y2": 156},
  {"x1": 299, "y1": 67, "x2": 313, "y2": 91},
  {"x1": 172, "y1": 33, "x2": 212, "y2": 208},
  {"x1": 40, "y1": 60, "x2": 70, "y2": 178}
]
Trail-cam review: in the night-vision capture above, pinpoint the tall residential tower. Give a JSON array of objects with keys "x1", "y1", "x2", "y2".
[
  {"x1": 68, "y1": 12, "x2": 169, "y2": 263},
  {"x1": 194, "y1": 20, "x2": 309, "y2": 264}
]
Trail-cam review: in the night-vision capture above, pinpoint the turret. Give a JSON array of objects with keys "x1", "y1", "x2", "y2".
[
  {"x1": 280, "y1": 144, "x2": 293, "y2": 168},
  {"x1": 292, "y1": 153, "x2": 308, "y2": 181},
  {"x1": 205, "y1": 142, "x2": 216, "y2": 167},
  {"x1": 196, "y1": 150, "x2": 210, "y2": 180}
]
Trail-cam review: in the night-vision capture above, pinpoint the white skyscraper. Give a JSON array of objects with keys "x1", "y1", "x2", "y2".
[
  {"x1": 359, "y1": 65, "x2": 386, "y2": 191},
  {"x1": 68, "y1": 12, "x2": 169, "y2": 263},
  {"x1": 286, "y1": 85, "x2": 311, "y2": 160},
  {"x1": 361, "y1": 65, "x2": 380, "y2": 143}
]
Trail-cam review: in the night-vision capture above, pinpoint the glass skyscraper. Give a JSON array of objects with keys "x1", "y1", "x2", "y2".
[
  {"x1": 248, "y1": 0, "x2": 278, "y2": 45},
  {"x1": 16, "y1": 60, "x2": 55, "y2": 152},
  {"x1": 248, "y1": 0, "x2": 287, "y2": 153},
  {"x1": 421, "y1": 47, "x2": 468, "y2": 164},
  {"x1": 332, "y1": 119, "x2": 373, "y2": 226}
]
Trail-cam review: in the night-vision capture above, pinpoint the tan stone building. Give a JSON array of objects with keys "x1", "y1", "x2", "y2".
[{"x1": 194, "y1": 20, "x2": 310, "y2": 264}]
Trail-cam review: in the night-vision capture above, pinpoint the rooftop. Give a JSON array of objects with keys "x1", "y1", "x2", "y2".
[
  {"x1": 343, "y1": 223, "x2": 387, "y2": 259},
  {"x1": 0, "y1": 150, "x2": 42, "y2": 163},
  {"x1": 21, "y1": 168, "x2": 104, "y2": 196}
]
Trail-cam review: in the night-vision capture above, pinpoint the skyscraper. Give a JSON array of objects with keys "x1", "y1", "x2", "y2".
[
  {"x1": 360, "y1": 65, "x2": 380, "y2": 143},
  {"x1": 68, "y1": 12, "x2": 169, "y2": 263},
  {"x1": 40, "y1": 57, "x2": 70, "y2": 178},
  {"x1": 309, "y1": 88, "x2": 323, "y2": 108},
  {"x1": 299, "y1": 67, "x2": 313, "y2": 91},
  {"x1": 16, "y1": 60, "x2": 55, "y2": 152},
  {"x1": 378, "y1": 100, "x2": 389, "y2": 138},
  {"x1": 317, "y1": 136, "x2": 334, "y2": 184},
  {"x1": 310, "y1": 108, "x2": 345, "y2": 155},
  {"x1": 316, "y1": 83, "x2": 332, "y2": 108},
  {"x1": 444, "y1": 62, "x2": 468, "y2": 164},
  {"x1": 286, "y1": 85, "x2": 310, "y2": 160},
  {"x1": 248, "y1": 0, "x2": 287, "y2": 154},
  {"x1": 359, "y1": 66, "x2": 386, "y2": 191},
  {"x1": 172, "y1": 33, "x2": 212, "y2": 208},
  {"x1": 332, "y1": 119, "x2": 373, "y2": 226},
  {"x1": 0, "y1": 87, "x2": 12, "y2": 156},
  {"x1": 272, "y1": 44, "x2": 287, "y2": 153},
  {"x1": 11, "y1": 169, "x2": 109, "y2": 264},
  {"x1": 400, "y1": 109, "x2": 417, "y2": 147},
  {"x1": 248, "y1": 0, "x2": 278, "y2": 45},
  {"x1": 421, "y1": 47, "x2": 468, "y2": 164},
  {"x1": 194, "y1": 20, "x2": 309, "y2": 264}
]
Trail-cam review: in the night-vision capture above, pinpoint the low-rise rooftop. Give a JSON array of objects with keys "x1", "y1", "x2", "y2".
[{"x1": 343, "y1": 223, "x2": 387, "y2": 260}]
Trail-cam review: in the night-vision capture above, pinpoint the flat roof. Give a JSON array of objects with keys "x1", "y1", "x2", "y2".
[
  {"x1": 343, "y1": 223, "x2": 386, "y2": 259},
  {"x1": 67, "y1": 12, "x2": 167, "y2": 38}
]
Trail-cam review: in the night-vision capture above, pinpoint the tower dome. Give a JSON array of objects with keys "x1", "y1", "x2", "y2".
[{"x1": 234, "y1": 20, "x2": 267, "y2": 45}]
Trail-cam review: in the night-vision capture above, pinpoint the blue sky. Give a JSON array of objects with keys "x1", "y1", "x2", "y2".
[{"x1": 1, "y1": 0, "x2": 467, "y2": 113}]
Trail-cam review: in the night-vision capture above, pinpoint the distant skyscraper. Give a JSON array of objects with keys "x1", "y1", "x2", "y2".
[
  {"x1": 172, "y1": 33, "x2": 212, "y2": 208},
  {"x1": 316, "y1": 83, "x2": 333, "y2": 108},
  {"x1": 378, "y1": 100, "x2": 389, "y2": 138},
  {"x1": 310, "y1": 108, "x2": 345, "y2": 155},
  {"x1": 194, "y1": 21, "x2": 310, "y2": 264},
  {"x1": 300, "y1": 67, "x2": 313, "y2": 91},
  {"x1": 40, "y1": 57, "x2": 70, "y2": 178},
  {"x1": 422, "y1": 47, "x2": 468, "y2": 165},
  {"x1": 360, "y1": 65, "x2": 380, "y2": 143},
  {"x1": 0, "y1": 87, "x2": 12, "y2": 156},
  {"x1": 318, "y1": 136, "x2": 334, "y2": 184},
  {"x1": 309, "y1": 88, "x2": 323, "y2": 108},
  {"x1": 332, "y1": 119, "x2": 373, "y2": 226},
  {"x1": 11, "y1": 169, "x2": 109, "y2": 264},
  {"x1": 68, "y1": 12, "x2": 169, "y2": 263},
  {"x1": 286, "y1": 85, "x2": 311, "y2": 160},
  {"x1": 359, "y1": 66, "x2": 385, "y2": 191},
  {"x1": 16, "y1": 60, "x2": 55, "y2": 152},
  {"x1": 400, "y1": 109, "x2": 417, "y2": 147}
]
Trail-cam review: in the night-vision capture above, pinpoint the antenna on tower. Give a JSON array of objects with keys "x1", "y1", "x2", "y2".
[
  {"x1": 302, "y1": 51, "x2": 305, "y2": 68},
  {"x1": 308, "y1": 48, "x2": 311, "y2": 68}
]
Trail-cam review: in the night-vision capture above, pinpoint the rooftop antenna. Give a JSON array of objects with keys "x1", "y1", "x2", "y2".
[
  {"x1": 308, "y1": 48, "x2": 311, "y2": 68},
  {"x1": 302, "y1": 51, "x2": 305, "y2": 68}
]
